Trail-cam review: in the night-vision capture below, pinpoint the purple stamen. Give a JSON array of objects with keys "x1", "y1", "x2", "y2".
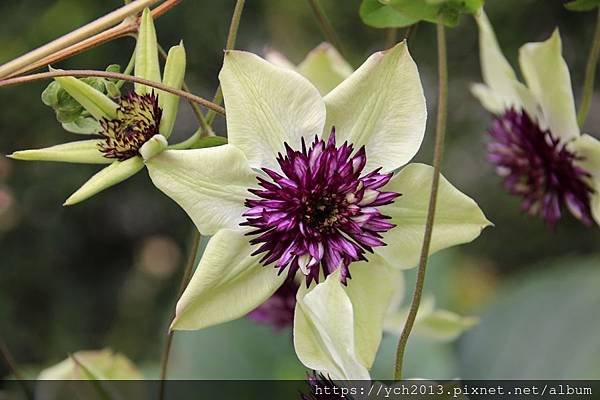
[
  {"x1": 242, "y1": 130, "x2": 400, "y2": 286},
  {"x1": 248, "y1": 276, "x2": 299, "y2": 330},
  {"x1": 487, "y1": 109, "x2": 594, "y2": 226}
]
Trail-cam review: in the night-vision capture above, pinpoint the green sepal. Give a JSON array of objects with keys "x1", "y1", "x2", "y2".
[
  {"x1": 9, "y1": 140, "x2": 109, "y2": 164},
  {"x1": 64, "y1": 156, "x2": 144, "y2": 205},
  {"x1": 62, "y1": 117, "x2": 101, "y2": 135},
  {"x1": 135, "y1": 8, "x2": 161, "y2": 95},
  {"x1": 54, "y1": 75, "x2": 119, "y2": 121},
  {"x1": 159, "y1": 42, "x2": 186, "y2": 138},
  {"x1": 565, "y1": 0, "x2": 600, "y2": 11}
]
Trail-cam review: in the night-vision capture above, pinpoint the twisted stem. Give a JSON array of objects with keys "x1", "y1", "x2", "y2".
[
  {"x1": 394, "y1": 21, "x2": 447, "y2": 381},
  {"x1": 0, "y1": 70, "x2": 225, "y2": 115},
  {"x1": 577, "y1": 8, "x2": 600, "y2": 128}
]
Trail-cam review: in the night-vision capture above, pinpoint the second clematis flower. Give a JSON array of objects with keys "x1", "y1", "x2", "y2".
[
  {"x1": 147, "y1": 42, "x2": 491, "y2": 379},
  {"x1": 472, "y1": 10, "x2": 600, "y2": 227},
  {"x1": 9, "y1": 9, "x2": 185, "y2": 205}
]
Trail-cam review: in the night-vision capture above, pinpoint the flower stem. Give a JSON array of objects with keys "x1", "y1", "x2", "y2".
[
  {"x1": 0, "y1": 338, "x2": 33, "y2": 400},
  {"x1": 386, "y1": 28, "x2": 398, "y2": 49},
  {"x1": 393, "y1": 21, "x2": 447, "y2": 381},
  {"x1": 577, "y1": 8, "x2": 600, "y2": 128},
  {"x1": 0, "y1": 0, "x2": 160, "y2": 79},
  {"x1": 205, "y1": 0, "x2": 246, "y2": 127},
  {"x1": 158, "y1": 229, "x2": 201, "y2": 400},
  {"x1": 0, "y1": 69, "x2": 225, "y2": 115},
  {"x1": 3, "y1": 0, "x2": 181, "y2": 79},
  {"x1": 306, "y1": 0, "x2": 343, "y2": 55}
]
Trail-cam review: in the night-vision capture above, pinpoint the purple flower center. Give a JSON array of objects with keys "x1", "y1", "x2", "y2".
[
  {"x1": 242, "y1": 130, "x2": 400, "y2": 285},
  {"x1": 488, "y1": 109, "x2": 594, "y2": 226},
  {"x1": 99, "y1": 92, "x2": 162, "y2": 161}
]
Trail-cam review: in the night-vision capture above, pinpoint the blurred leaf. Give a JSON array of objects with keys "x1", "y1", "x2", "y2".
[
  {"x1": 459, "y1": 257, "x2": 600, "y2": 379},
  {"x1": 415, "y1": 310, "x2": 479, "y2": 341},
  {"x1": 564, "y1": 0, "x2": 600, "y2": 11},
  {"x1": 360, "y1": 0, "x2": 418, "y2": 28},
  {"x1": 360, "y1": 0, "x2": 483, "y2": 28},
  {"x1": 190, "y1": 136, "x2": 228, "y2": 149}
]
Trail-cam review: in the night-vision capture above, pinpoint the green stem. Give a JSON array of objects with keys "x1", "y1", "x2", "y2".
[
  {"x1": 115, "y1": 46, "x2": 136, "y2": 89},
  {"x1": 306, "y1": 0, "x2": 343, "y2": 54},
  {"x1": 158, "y1": 229, "x2": 201, "y2": 400},
  {"x1": 0, "y1": 338, "x2": 33, "y2": 400},
  {"x1": 0, "y1": 69, "x2": 225, "y2": 115},
  {"x1": 577, "y1": 8, "x2": 600, "y2": 128},
  {"x1": 403, "y1": 23, "x2": 418, "y2": 42},
  {"x1": 386, "y1": 28, "x2": 398, "y2": 49},
  {"x1": 393, "y1": 21, "x2": 447, "y2": 381},
  {"x1": 204, "y1": 0, "x2": 245, "y2": 128}
]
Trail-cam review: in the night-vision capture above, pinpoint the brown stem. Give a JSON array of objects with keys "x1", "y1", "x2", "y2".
[
  {"x1": 6, "y1": 0, "x2": 182, "y2": 79},
  {"x1": 205, "y1": 0, "x2": 246, "y2": 126},
  {"x1": 0, "y1": 70, "x2": 226, "y2": 115},
  {"x1": 306, "y1": 0, "x2": 343, "y2": 55},
  {"x1": 0, "y1": 0, "x2": 161, "y2": 79}
]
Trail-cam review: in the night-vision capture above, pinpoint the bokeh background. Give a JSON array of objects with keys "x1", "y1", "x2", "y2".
[{"x1": 0, "y1": 0, "x2": 599, "y2": 382}]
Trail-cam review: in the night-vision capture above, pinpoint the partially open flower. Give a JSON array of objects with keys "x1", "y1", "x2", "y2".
[
  {"x1": 472, "y1": 10, "x2": 600, "y2": 226},
  {"x1": 146, "y1": 43, "x2": 490, "y2": 380},
  {"x1": 99, "y1": 92, "x2": 163, "y2": 161},
  {"x1": 8, "y1": 9, "x2": 186, "y2": 205}
]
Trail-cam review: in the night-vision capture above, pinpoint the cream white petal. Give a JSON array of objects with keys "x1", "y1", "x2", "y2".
[
  {"x1": 519, "y1": 30, "x2": 579, "y2": 141},
  {"x1": 474, "y1": 10, "x2": 523, "y2": 110},
  {"x1": 171, "y1": 229, "x2": 285, "y2": 330},
  {"x1": 377, "y1": 163, "x2": 492, "y2": 269},
  {"x1": 293, "y1": 272, "x2": 370, "y2": 380},
  {"x1": 264, "y1": 48, "x2": 296, "y2": 69},
  {"x1": 343, "y1": 254, "x2": 397, "y2": 368},
  {"x1": 324, "y1": 42, "x2": 426, "y2": 172},
  {"x1": 219, "y1": 50, "x2": 326, "y2": 170},
  {"x1": 571, "y1": 134, "x2": 600, "y2": 225},
  {"x1": 146, "y1": 145, "x2": 256, "y2": 235},
  {"x1": 297, "y1": 43, "x2": 354, "y2": 95}
]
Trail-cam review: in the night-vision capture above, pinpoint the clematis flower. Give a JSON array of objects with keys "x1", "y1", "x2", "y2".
[
  {"x1": 8, "y1": 9, "x2": 186, "y2": 205},
  {"x1": 146, "y1": 42, "x2": 490, "y2": 379},
  {"x1": 472, "y1": 10, "x2": 600, "y2": 226},
  {"x1": 251, "y1": 44, "x2": 478, "y2": 336}
]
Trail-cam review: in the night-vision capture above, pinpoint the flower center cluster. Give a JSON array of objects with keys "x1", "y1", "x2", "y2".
[
  {"x1": 488, "y1": 108, "x2": 594, "y2": 226},
  {"x1": 242, "y1": 131, "x2": 400, "y2": 285},
  {"x1": 98, "y1": 92, "x2": 162, "y2": 161}
]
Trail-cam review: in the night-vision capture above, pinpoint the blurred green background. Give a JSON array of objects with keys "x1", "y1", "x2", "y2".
[{"x1": 0, "y1": 0, "x2": 599, "y2": 381}]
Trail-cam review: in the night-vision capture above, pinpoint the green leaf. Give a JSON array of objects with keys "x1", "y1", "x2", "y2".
[
  {"x1": 360, "y1": 0, "x2": 483, "y2": 28},
  {"x1": 565, "y1": 0, "x2": 600, "y2": 11},
  {"x1": 360, "y1": 0, "x2": 418, "y2": 28}
]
